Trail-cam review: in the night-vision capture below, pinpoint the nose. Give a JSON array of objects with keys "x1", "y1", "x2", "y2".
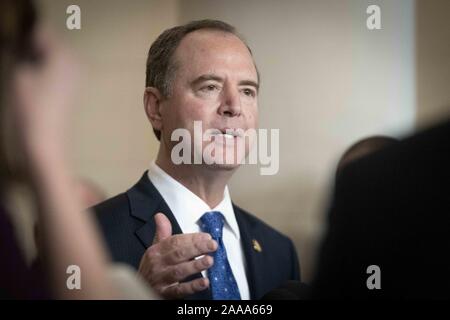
[{"x1": 218, "y1": 84, "x2": 241, "y2": 118}]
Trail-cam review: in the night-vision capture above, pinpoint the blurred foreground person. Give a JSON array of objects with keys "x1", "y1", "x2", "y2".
[
  {"x1": 311, "y1": 120, "x2": 450, "y2": 299},
  {"x1": 259, "y1": 136, "x2": 400, "y2": 300},
  {"x1": 75, "y1": 178, "x2": 107, "y2": 209},
  {"x1": 336, "y1": 136, "x2": 399, "y2": 175},
  {"x1": 0, "y1": 0, "x2": 154, "y2": 299}
]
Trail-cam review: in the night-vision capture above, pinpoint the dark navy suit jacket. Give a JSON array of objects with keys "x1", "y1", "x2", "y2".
[{"x1": 93, "y1": 172, "x2": 300, "y2": 300}]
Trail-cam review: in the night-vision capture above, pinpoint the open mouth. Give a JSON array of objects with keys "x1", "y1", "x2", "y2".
[
  {"x1": 212, "y1": 128, "x2": 243, "y2": 139},
  {"x1": 221, "y1": 132, "x2": 238, "y2": 140}
]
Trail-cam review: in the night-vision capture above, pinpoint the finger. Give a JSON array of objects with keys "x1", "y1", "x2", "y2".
[
  {"x1": 161, "y1": 277, "x2": 210, "y2": 299},
  {"x1": 161, "y1": 237, "x2": 217, "y2": 265},
  {"x1": 137, "y1": 234, "x2": 216, "y2": 285},
  {"x1": 153, "y1": 213, "x2": 172, "y2": 244},
  {"x1": 156, "y1": 255, "x2": 214, "y2": 285},
  {"x1": 159, "y1": 232, "x2": 212, "y2": 252}
]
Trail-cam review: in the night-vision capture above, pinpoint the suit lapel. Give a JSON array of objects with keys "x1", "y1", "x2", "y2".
[
  {"x1": 234, "y1": 205, "x2": 265, "y2": 300},
  {"x1": 127, "y1": 172, "x2": 183, "y2": 247},
  {"x1": 127, "y1": 172, "x2": 212, "y2": 300}
]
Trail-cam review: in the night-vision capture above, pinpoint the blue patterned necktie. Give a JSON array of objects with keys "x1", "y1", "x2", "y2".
[{"x1": 200, "y1": 211, "x2": 241, "y2": 300}]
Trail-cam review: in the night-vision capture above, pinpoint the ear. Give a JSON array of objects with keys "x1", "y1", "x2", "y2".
[{"x1": 143, "y1": 87, "x2": 163, "y2": 133}]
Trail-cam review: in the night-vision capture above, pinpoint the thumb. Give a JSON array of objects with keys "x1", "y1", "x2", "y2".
[{"x1": 153, "y1": 213, "x2": 172, "y2": 244}]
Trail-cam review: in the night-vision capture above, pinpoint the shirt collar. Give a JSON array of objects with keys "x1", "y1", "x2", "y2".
[{"x1": 147, "y1": 161, "x2": 240, "y2": 240}]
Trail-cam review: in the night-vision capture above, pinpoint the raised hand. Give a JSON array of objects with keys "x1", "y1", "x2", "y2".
[{"x1": 138, "y1": 213, "x2": 217, "y2": 299}]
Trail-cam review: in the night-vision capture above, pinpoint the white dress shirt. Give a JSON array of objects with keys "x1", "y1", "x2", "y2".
[{"x1": 147, "y1": 161, "x2": 250, "y2": 300}]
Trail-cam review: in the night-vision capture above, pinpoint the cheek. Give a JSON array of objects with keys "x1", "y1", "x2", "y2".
[
  {"x1": 164, "y1": 99, "x2": 213, "y2": 135},
  {"x1": 180, "y1": 96, "x2": 216, "y2": 123},
  {"x1": 245, "y1": 104, "x2": 258, "y2": 128}
]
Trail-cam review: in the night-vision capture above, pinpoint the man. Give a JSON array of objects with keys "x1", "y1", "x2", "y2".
[
  {"x1": 93, "y1": 20, "x2": 300, "y2": 300},
  {"x1": 311, "y1": 119, "x2": 450, "y2": 299}
]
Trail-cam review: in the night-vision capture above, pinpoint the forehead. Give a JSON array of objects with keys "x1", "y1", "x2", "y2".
[{"x1": 172, "y1": 29, "x2": 258, "y2": 81}]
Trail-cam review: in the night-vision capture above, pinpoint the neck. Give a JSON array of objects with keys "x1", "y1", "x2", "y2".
[{"x1": 155, "y1": 148, "x2": 235, "y2": 208}]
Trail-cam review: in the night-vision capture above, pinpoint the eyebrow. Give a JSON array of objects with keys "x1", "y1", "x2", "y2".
[{"x1": 191, "y1": 74, "x2": 259, "y2": 92}]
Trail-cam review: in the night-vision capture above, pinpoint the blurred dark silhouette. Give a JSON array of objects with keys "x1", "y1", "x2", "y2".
[
  {"x1": 336, "y1": 136, "x2": 399, "y2": 176},
  {"x1": 261, "y1": 281, "x2": 310, "y2": 300},
  {"x1": 311, "y1": 119, "x2": 450, "y2": 299}
]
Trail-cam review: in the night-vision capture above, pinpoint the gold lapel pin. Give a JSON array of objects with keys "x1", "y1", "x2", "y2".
[{"x1": 252, "y1": 239, "x2": 262, "y2": 252}]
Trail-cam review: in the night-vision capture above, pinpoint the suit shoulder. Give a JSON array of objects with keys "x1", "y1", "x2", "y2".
[
  {"x1": 234, "y1": 204, "x2": 293, "y2": 244},
  {"x1": 234, "y1": 204, "x2": 301, "y2": 282},
  {"x1": 92, "y1": 192, "x2": 129, "y2": 214},
  {"x1": 91, "y1": 193, "x2": 131, "y2": 226}
]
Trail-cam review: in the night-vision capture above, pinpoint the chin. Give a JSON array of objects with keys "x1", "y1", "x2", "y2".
[
  {"x1": 201, "y1": 143, "x2": 247, "y2": 170},
  {"x1": 207, "y1": 162, "x2": 240, "y2": 171}
]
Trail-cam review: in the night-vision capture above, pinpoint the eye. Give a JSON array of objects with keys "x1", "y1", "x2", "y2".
[
  {"x1": 242, "y1": 88, "x2": 256, "y2": 97},
  {"x1": 201, "y1": 84, "x2": 219, "y2": 92}
]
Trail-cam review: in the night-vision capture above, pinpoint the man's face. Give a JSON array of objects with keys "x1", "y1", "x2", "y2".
[{"x1": 159, "y1": 30, "x2": 259, "y2": 170}]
